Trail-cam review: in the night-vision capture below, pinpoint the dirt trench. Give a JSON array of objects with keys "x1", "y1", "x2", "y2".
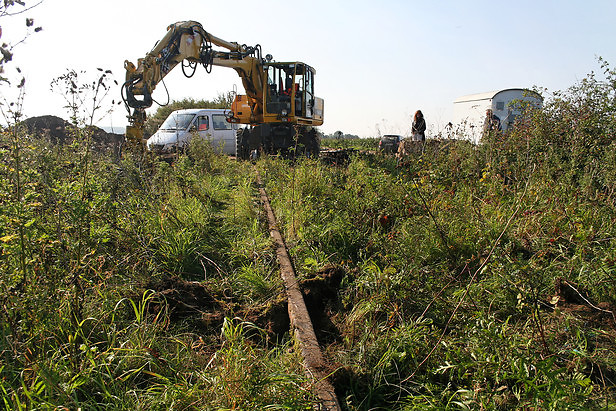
[{"x1": 145, "y1": 265, "x2": 344, "y2": 343}]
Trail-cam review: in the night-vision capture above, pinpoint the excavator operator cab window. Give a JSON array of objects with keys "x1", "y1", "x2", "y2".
[
  {"x1": 304, "y1": 68, "x2": 314, "y2": 118},
  {"x1": 266, "y1": 64, "x2": 294, "y2": 116},
  {"x1": 293, "y1": 64, "x2": 306, "y2": 117},
  {"x1": 291, "y1": 63, "x2": 315, "y2": 118},
  {"x1": 265, "y1": 63, "x2": 315, "y2": 119}
]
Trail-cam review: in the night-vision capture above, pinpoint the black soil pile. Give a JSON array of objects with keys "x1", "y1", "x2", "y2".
[
  {"x1": 552, "y1": 277, "x2": 616, "y2": 330},
  {"x1": 142, "y1": 265, "x2": 346, "y2": 347},
  {"x1": 549, "y1": 278, "x2": 616, "y2": 383},
  {"x1": 20, "y1": 115, "x2": 124, "y2": 154}
]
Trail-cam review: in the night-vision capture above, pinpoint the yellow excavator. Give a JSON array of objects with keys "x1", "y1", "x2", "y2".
[{"x1": 122, "y1": 21, "x2": 324, "y2": 158}]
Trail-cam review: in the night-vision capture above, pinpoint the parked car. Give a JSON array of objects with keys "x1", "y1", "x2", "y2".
[
  {"x1": 378, "y1": 134, "x2": 402, "y2": 153},
  {"x1": 146, "y1": 108, "x2": 238, "y2": 155}
]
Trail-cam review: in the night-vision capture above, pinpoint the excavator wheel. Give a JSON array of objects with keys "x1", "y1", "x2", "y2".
[
  {"x1": 236, "y1": 128, "x2": 251, "y2": 160},
  {"x1": 306, "y1": 128, "x2": 321, "y2": 158},
  {"x1": 297, "y1": 127, "x2": 320, "y2": 158}
]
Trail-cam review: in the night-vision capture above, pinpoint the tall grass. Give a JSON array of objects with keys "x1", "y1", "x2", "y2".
[
  {"x1": 0, "y1": 129, "x2": 317, "y2": 408},
  {"x1": 259, "y1": 63, "x2": 616, "y2": 409},
  {"x1": 1, "y1": 62, "x2": 616, "y2": 409}
]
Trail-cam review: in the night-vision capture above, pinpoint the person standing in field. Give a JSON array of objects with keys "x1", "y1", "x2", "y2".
[
  {"x1": 482, "y1": 108, "x2": 502, "y2": 138},
  {"x1": 412, "y1": 110, "x2": 426, "y2": 142}
]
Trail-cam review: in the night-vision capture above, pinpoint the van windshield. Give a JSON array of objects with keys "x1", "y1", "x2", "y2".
[{"x1": 159, "y1": 114, "x2": 195, "y2": 131}]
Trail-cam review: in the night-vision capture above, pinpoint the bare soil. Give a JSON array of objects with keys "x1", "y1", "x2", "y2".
[
  {"x1": 552, "y1": 277, "x2": 616, "y2": 330},
  {"x1": 143, "y1": 264, "x2": 345, "y2": 346},
  {"x1": 20, "y1": 115, "x2": 124, "y2": 155},
  {"x1": 300, "y1": 264, "x2": 345, "y2": 344}
]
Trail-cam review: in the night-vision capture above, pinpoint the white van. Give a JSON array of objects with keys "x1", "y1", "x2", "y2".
[{"x1": 146, "y1": 108, "x2": 238, "y2": 155}]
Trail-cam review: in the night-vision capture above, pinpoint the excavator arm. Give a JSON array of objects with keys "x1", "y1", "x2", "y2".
[{"x1": 122, "y1": 21, "x2": 265, "y2": 142}]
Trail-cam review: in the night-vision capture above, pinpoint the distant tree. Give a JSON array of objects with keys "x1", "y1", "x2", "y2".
[
  {"x1": 323, "y1": 132, "x2": 359, "y2": 140},
  {"x1": 144, "y1": 92, "x2": 234, "y2": 136}
]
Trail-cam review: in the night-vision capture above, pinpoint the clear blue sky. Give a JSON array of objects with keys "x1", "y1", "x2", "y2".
[{"x1": 2, "y1": 0, "x2": 615, "y2": 137}]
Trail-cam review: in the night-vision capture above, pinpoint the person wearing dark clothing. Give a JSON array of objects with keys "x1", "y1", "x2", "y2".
[
  {"x1": 412, "y1": 110, "x2": 426, "y2": 141},
  {"x1": 483, "y1": 109, "x2": 502, "y2": 135},
  {"x1": 481, "y1": 109, "x2": 502, "y2": 144}
]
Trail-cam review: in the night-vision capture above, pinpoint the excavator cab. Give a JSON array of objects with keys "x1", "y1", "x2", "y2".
[
  {"x1": 264, "y1": 62, "x2": 317, "y2": 123},
  {"x1": 229, "y1": 61, "x2": 322, "y2": 128}
]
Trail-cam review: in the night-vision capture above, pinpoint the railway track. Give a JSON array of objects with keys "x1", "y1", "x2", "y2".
[{"x1": 255, "y1": 168, "x2": 341, "y2": 411}]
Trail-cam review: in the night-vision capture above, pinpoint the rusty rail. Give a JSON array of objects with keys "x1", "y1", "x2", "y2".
[{"x1": 255, "y1": 169, "x2": 340, "y2": 410}]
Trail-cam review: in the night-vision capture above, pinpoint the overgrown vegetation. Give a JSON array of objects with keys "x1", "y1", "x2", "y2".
[
  {"x1": 1, "y1": 58, "x2": 615, "y2": 409},
  {"x1": 258, "y1": 62, "x2": 616, "y2": 409},
  {"x1": 321, "y1": 136, "x2": 378, "y2": 150}
]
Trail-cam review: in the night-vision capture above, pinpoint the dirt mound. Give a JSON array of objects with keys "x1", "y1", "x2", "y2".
[
  {"x1": 240, "y1": 265, "x2": 345, "y2": 344},
  {"x1": 86, "y1": 125, "x2": 124, "y2": 151},
  {"x1": 548, "y1": 278, "x2": 616, "y2": 384},
  {"x1": 21, "y1": 115, "x2": 71, "y2": 144},
  {"x1": 551, "y1": 278, "x2": 616, "y2": 329},
  {"x1": 20, "y1": 115, "x2": 124, "y2": 154},
  {"x1": 142, "y1": 266, "x2": 346, "y2": 345},
  {"x1": 320, "y1": 148, "x2": 357, "y2": 166},
  {"x1": 242, "y1": 297, "x2": 291, "y2": 343},
  {"x1": 301, "y1": 264, "x2": 344, "y2": 303}
]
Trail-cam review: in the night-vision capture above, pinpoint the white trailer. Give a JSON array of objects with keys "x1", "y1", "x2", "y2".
[{"x1": 452, "y1": 88, "x2": 542, "y2": 144}]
